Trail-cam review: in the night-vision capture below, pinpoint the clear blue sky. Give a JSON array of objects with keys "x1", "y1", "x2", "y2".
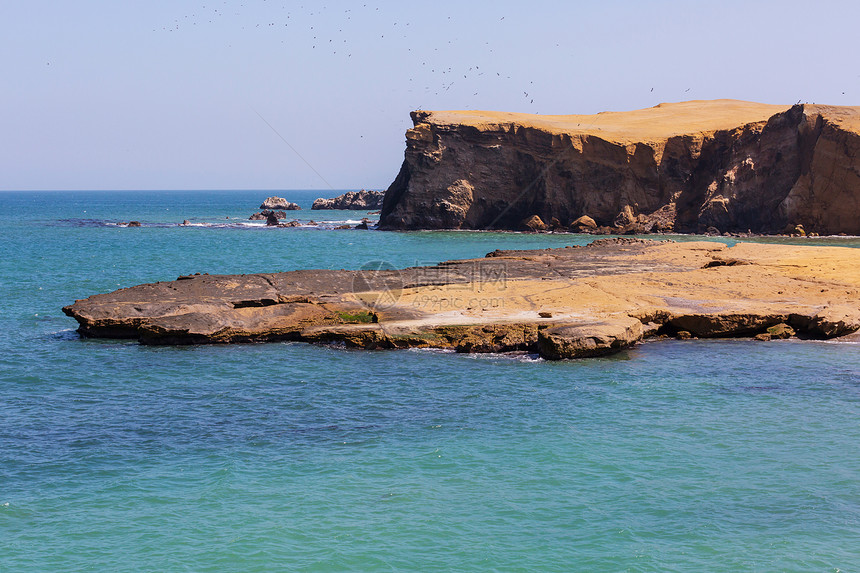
[{"x1": 2, "y1": 0, "x2": 858, "y2": 191}]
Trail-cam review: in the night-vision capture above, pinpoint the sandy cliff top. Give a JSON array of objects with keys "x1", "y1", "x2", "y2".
[{"x1": 420, "y1": 100, "x2": 860, "y2": 143}]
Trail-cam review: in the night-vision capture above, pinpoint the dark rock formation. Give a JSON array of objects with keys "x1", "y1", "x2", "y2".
[
  {"x1": 250, "y1": 210, "x2": 287, "y2": 221},
  {"x1": 260, "y1": 196, "x2": 300, "y2": 210},
  {"x1": 312, "y1": 190, "x2": 385, "y2": 210},
  {"x1": 379, "y1": 100, "x2": 860, "y2": 235}
]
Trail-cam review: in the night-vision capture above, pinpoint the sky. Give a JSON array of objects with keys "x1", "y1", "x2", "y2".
[{"x1": 2, "y1": 0, "x2": 859, "y2": 191}]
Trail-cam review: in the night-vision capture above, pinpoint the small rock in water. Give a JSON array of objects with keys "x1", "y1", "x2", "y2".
[
  {"x1": 312, "y1": 190, "x2": 384, "y2": 210},
  {"x1": 260, "y1": 196, "x2": 301, "y2": 210}
]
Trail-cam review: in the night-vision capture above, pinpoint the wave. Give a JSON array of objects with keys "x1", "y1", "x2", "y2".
[
  {"x1": 50, "y1": 329, "x2": 81, "y2": 341},
  {"x1": 407, "y1": 347, "x2": 544, "y2": 362},
  {"x1": 459, "y1": 351, "x2": 544, "y2": 362}
]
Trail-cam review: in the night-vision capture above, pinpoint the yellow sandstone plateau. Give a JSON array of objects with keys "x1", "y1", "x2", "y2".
[
  {"x1": 63, "y1": 239, "x2": 860, "y2": 359},
  {"x1": 379, "y1": 100, "x2": 860, "y2": 235}
]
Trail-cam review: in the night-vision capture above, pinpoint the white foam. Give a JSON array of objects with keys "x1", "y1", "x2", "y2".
[
  {"x1": 406, "y1": 347, "x2": 455, "y2": 354},
  {"x1": 460, "y1": 351, "x2": 544, "y2": 362}
]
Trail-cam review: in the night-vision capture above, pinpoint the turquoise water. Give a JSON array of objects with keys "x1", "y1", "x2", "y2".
[{"x1": 2, "y1": 190, "x2": 860, "y2": 571}]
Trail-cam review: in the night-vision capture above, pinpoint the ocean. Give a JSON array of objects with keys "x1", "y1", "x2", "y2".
[{"x1": 2, "y1": 190, "x2": 859, "y2": 571}]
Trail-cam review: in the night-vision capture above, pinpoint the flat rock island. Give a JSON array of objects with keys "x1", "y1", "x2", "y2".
[{"x1": 63, "y1": 239, "x2": 860, "y2": 359}]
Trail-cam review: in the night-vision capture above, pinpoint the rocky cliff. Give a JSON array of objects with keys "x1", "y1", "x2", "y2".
[{"x1": 378, "y1": 100, "x2": 860, "y2": 235}]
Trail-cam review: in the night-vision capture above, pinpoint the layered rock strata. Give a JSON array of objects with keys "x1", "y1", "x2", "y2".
[
  {"x1": 63, "y1": 239, "x2": 860, "y2": 359},
  {"x1": 379, "y1": 100, "x2": 860, "y2": 235}
]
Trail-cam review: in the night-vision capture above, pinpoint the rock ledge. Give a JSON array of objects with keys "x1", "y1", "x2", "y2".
[{"x1": 63, "y1": 240, "x2": 860, "y2": 359}]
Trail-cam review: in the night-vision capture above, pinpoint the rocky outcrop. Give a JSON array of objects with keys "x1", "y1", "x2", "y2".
[
  {"x1": 379, "y1": 100, "x2": 860, "y2": 235},
  {"x1": 63, "y1": 240, "x2": 860, "y2": 359},
  {"x1": 537, "y1": 317, "x2": 643, "y2": 359},
  {"x1": 260, "y1": 196, "x2": 300, "y2": 210},
  {"x1": 250, "y1": 209, "x2": 287, "y2": 221},
  {"x1": 312, "y1": 190, "x2": 385, "y2": 210}
]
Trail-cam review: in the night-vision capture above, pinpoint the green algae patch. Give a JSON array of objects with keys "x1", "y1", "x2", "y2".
[{"x1": 337, "y1": 310, "x2": 377, "y2": 324}]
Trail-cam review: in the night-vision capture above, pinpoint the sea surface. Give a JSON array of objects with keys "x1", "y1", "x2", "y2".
[{"x1": 2, "y1": 190, "x2": 860, "y2": 572}]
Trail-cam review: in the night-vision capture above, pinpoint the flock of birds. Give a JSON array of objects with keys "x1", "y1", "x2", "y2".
[
  {"x1": 154, "y1": 2, "x2": 603, "y2": 113},
  {"x1": 153, "y1": 3, "x2": 852, "y2": 115}
]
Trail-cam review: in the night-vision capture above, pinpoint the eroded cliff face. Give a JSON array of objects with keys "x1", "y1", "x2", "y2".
[{"x1": 378, "y1": 100, "x2": 860, "y2": 235}]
